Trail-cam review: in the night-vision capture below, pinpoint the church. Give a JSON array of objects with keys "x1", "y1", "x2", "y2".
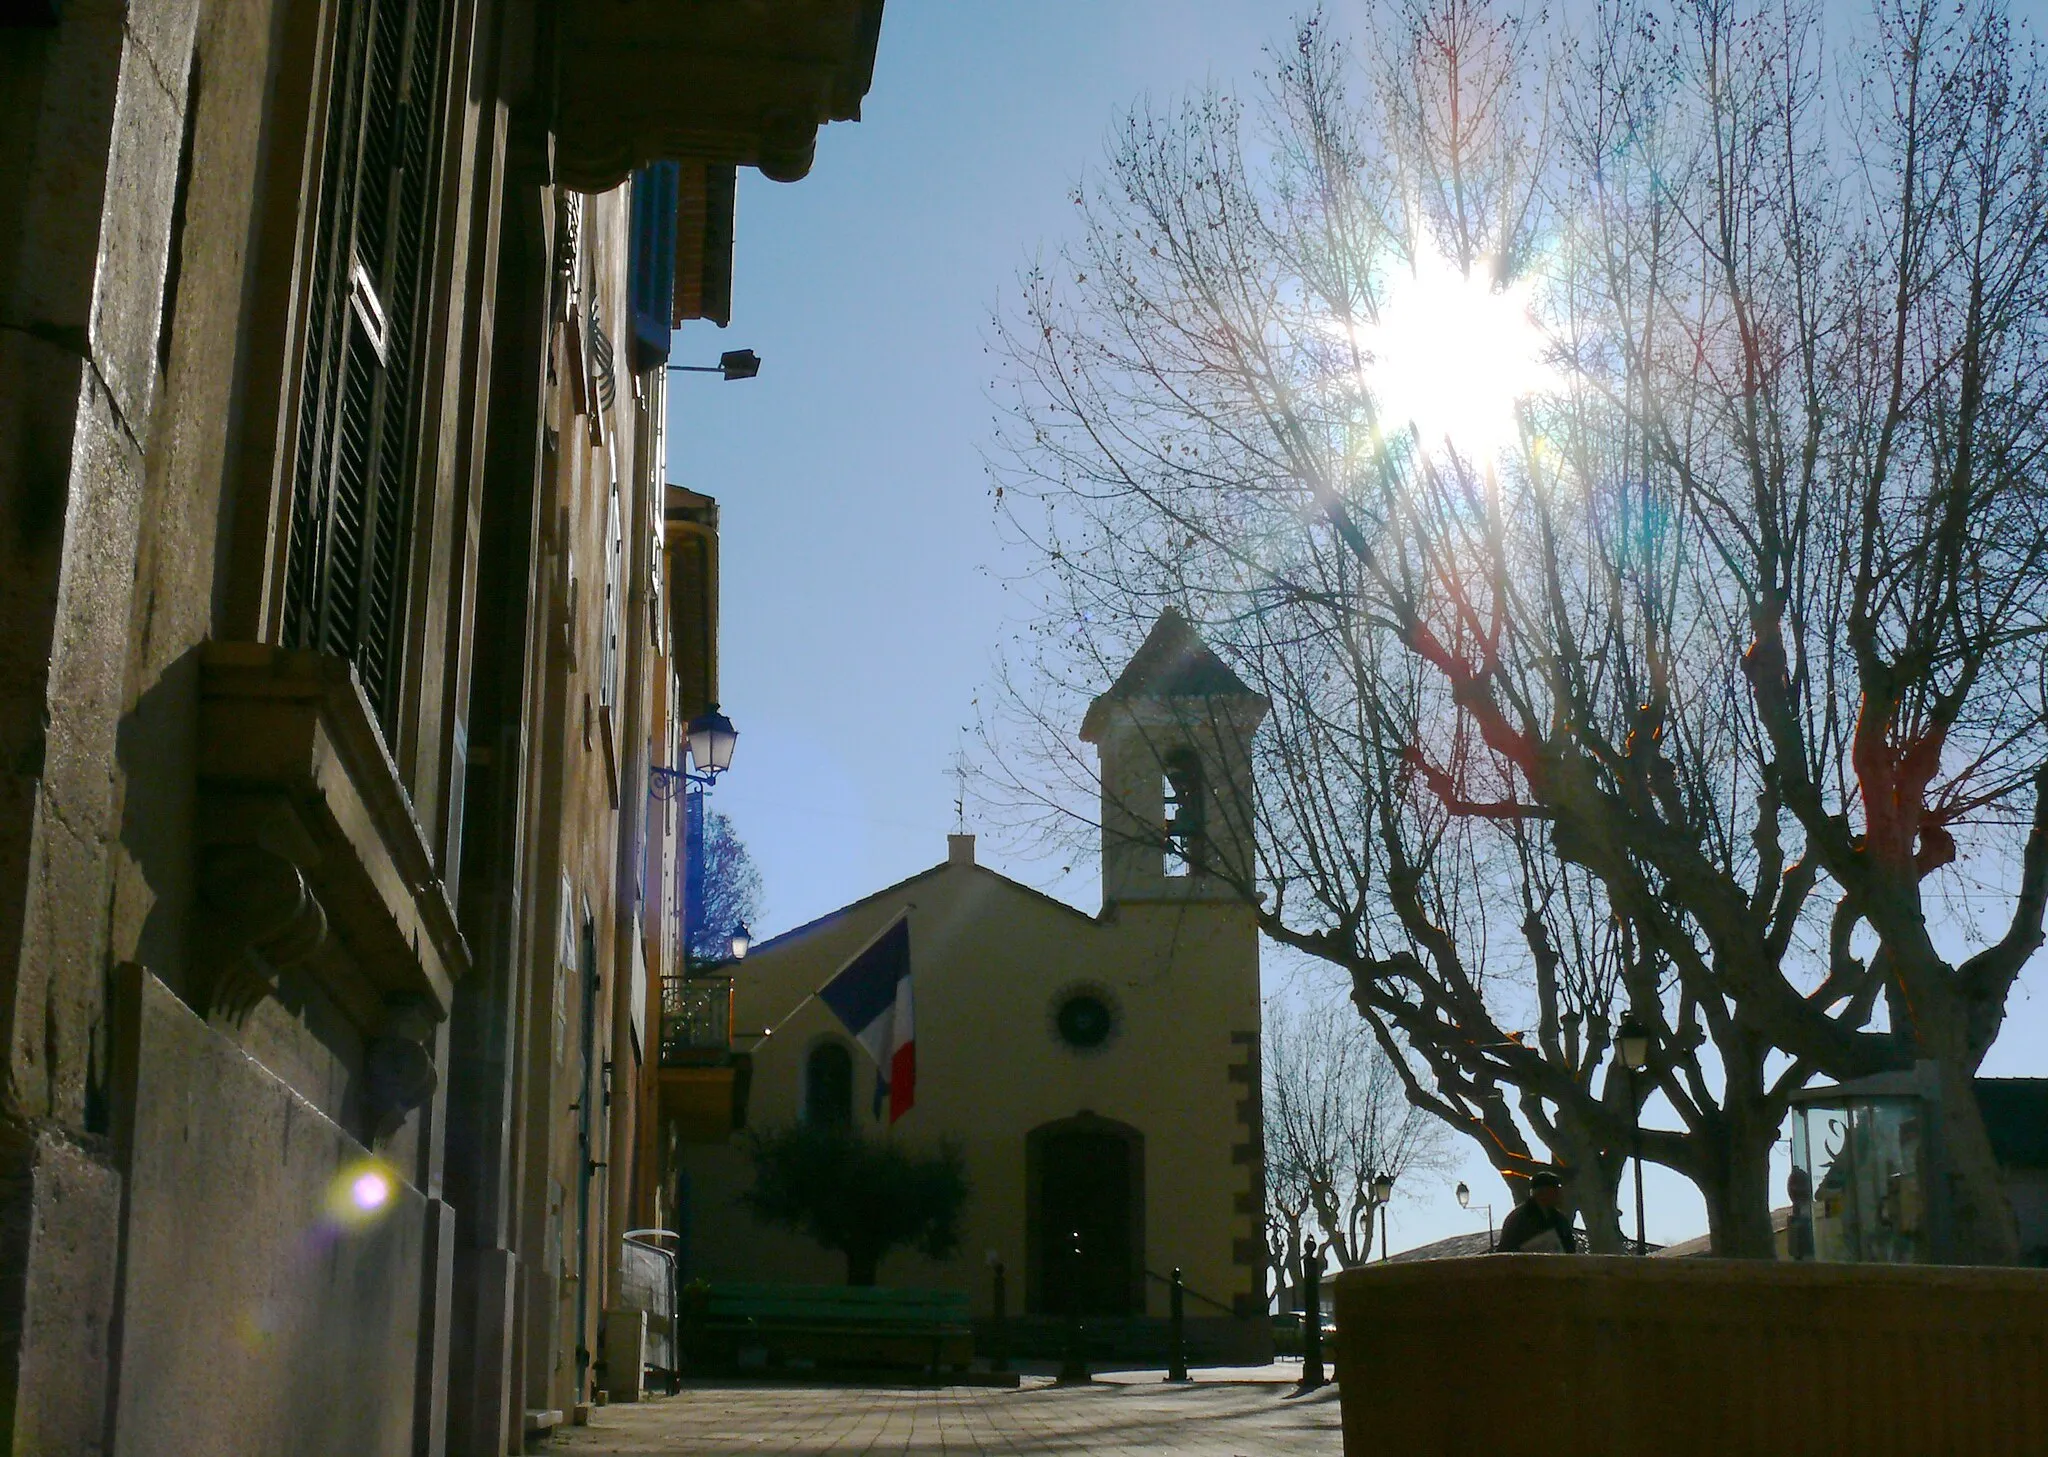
[{"x1": 677, "y1": 612, "x2": 1272, "y2": 1360}]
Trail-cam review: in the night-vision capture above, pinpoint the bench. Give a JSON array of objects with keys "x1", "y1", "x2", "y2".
[{"x1": 686, "y1": 1282, "x2": 974, "y2": 1374}]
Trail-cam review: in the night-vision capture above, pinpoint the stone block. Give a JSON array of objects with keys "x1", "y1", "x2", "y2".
[
  {"x1": 447, "y1": 1246, "x2": 518, "y2": 1457},
  {"x1": 90, "y1": 27, "x2": 184, "y2": 432},
  {"x1": 6, "y1": 368, "x2": 145, "y2": 1128},
  {"x1": 109, "y1": 965, "x2": 427, "y2": 1457},
  {"x1": 0, "y1": 1120, "x2": 122, "y2": 1455},
  {"x1": 413, "y1": 1198, "x2": 456, "y2": 1457},
  {"x1": 601, "y1": 1307, "x2": 645, "y2": 1403}
]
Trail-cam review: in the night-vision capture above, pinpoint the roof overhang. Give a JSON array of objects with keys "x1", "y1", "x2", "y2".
[{"x1": 554, "y1": 0, "x2": 885, "y2": 193}]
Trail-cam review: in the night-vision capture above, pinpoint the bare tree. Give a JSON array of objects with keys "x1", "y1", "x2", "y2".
[
  {"x1": 688, "y1": 805, "x2": 763, "y2": 964},
  {"x1": 1265, "y1": 993, "x2": 1447, "y2": 1292},
  {"x1": 986, "y1": 0, "x2": 2048, "y2": 1261}
]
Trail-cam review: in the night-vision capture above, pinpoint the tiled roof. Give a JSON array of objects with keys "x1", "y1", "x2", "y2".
[
  {"x1": 1101, "y1": 609, "x2": 1259, "y2": 700},
  {"x1": 1081, "y1": 610, "x2": 1268, "y2": 740}
]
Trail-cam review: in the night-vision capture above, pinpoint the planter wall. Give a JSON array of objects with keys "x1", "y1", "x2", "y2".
[{"x1": 1333, "y1": 1255, "x2": 2048, "y2": 1457}]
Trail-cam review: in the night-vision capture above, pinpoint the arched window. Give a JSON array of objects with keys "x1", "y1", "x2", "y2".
[
  {"x1": 1162, "y1": 749, "x2": 1206, "y2": 875},
  {"x1": 804, "y1": 1042, "x2": 854, "y2": 1126}
]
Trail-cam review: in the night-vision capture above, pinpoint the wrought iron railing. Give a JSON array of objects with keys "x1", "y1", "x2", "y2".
[{"x1": 660, "y1": 973, "x2": 731, "y2": 1064}]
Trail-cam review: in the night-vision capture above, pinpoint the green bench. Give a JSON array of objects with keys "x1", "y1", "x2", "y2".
[{"x1": 686, "y1": 1283, "x2": 974, "y2": 1374}]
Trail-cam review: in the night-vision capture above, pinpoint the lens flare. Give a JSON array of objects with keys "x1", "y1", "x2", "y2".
[
  {"x1": 1350, "y1": 248, "x2": 1556, "y2": 463},
  {"x1": 351, "y1": 1170, "x2": 392, "y2": 1211},
  {"x1": 325, "y1": 1156, "x2": 400, "y2": 1230}
]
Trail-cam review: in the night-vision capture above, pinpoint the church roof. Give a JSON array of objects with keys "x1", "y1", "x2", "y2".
[
  {"x1": 745, "y1": 855, "x2": 1099, "y2": 961},
  {"x1": 1081, "y1": 609, "x2": 1266, "y2": 740}
]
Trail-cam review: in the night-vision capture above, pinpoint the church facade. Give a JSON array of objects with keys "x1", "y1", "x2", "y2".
[{"x1": 678, "y1": 612, "x2": 1272, "y2": 1360}]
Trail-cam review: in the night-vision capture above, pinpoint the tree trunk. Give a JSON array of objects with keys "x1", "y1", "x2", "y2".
[
  {"x1": 1890, "y1": 967, "x2": 2021, "y2": 1264},
  {"x1": 1551, "y1": 1118, "x2": 1625, "y2": 1252},
  {"x1": 1932, "y1": 1057, "x2": 2021, "y2": 1264},
  {"x1": 846, "y1": 1247, "x2": 880, "y2": 1286},
  {"x1": 1698, "y1": 1120, "x2": 1780, "y2": 1259}
]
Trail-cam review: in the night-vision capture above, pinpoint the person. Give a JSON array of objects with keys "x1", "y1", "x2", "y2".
[{"x1": 1495, "y1": 1170, "x2": 1578, "y2": 1253}]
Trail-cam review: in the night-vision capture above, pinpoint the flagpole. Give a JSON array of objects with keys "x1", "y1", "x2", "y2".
[{"x1": 750, "y1": 907, "x2": 913, "y2": 1050}]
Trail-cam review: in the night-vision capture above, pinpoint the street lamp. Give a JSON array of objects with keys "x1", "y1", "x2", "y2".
[
  {"x1": 648, "y1": 704, "x2": 739, "y2": 801},
  {"x1": 1456, "y1": 1180, "x2": 1495, "y2": 1252},
  {"x1": 728, "y1": 923, "x2": 751, "y2": 962},
  {"x1": 1616, "y1": 1014, "x2": 1653, "y2": 1254},
  {"x1": 667, "y1": 348, "x2": 761, "y2": 381},
  {"x1": 686, "y1": 704, "x2": 739, "y2": 777},
  {"x1": 1371, "y1": 1170, "x2": 1395, "y2": 1261}
]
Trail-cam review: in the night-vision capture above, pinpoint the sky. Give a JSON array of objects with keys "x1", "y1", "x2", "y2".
[{"x1": 665, "y1": 1, "x2": 2048, "y2": 1258}]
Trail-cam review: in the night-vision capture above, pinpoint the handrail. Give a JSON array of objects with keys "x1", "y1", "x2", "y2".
[{"x1": 1142, "y1": 1267, "x2": 1237, "y2": 1316}]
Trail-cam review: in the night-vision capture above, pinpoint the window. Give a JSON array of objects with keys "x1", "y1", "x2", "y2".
[
  {"x1": 600, "y1": 449, "x2": 622, "y2": 714},
  {"x1": 804, "y1": 1043, "x2": 854, "y2": 1127},
  {"x1": 1162, "y1": 749, "x2": 1206, "y2": 875},
  {"x1": 1055, "y1": 992, "x2": 1115, "y2": 1051},
  {"x1": 281, "y1": 0, "x2": 453, "y2": 738}
]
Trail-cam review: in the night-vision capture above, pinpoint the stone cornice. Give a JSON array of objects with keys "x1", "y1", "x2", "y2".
[{"x1": 554, "y1": 0, "x2": 885, "y2": 192}]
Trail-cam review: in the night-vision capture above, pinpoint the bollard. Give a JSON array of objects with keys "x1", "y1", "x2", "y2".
[
  {"x1": 1166, "y1": 1266, "x2": 1190, "y2": 1383},
  {"x1": 991, "y1": 1259, "x2": 1010, "y2": 1374},
  {"x1": 1058, "y1": 1228, "x2": 1090, "y2": 1384},
  {"x1": 1299, "y1": 1237, "x2": 1326, "y2": 1391}
]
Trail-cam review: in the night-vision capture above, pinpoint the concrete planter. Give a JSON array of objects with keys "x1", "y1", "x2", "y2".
[{"x1": 1332, "y1": 1255, "x2": 2048, "y2": 1456}]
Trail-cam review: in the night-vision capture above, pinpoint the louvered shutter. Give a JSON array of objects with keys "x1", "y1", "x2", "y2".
[{"x1": 282, "y1": 0, "x2": 451, "y2": 740}]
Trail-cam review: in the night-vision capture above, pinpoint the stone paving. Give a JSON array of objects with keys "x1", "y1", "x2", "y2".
[{"x1": 550, "y1": 1366, "x2": 1344, "y2": 1455}]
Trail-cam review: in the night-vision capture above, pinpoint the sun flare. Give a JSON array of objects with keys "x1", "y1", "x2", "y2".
[{"x1": 1352, "y1": 250, "x2": 1555, "y2": 463}]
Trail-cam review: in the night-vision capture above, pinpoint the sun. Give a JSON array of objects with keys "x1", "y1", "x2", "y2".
[{"x1": 1349, "y1": 249, "x2": 1554, "y2": 464}]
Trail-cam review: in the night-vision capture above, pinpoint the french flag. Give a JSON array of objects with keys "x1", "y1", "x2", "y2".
[{"x1": 819, "y1": 914, "x2": 915, "y2": 1124}]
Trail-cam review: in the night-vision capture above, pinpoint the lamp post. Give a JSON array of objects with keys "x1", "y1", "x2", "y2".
[
  {"x1": 1371, "y1": 1170, "x2": 1395, "y2": 1261},
  {"x1": 1456, "y1": 1181, "x2": 1494, "y2": 1252},
  {"x1": 1616, "y1": 1014, "x2": 1653, "y2": 1254},
  {"x1": 650, "y1": 705, "x2": 739, "y2": 973},
  {"x1": 666, "y1": 348, "x2": 761, "y2": 381}
]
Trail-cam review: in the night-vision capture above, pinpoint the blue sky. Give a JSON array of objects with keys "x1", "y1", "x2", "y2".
[{"x1": 666, "y1": 1, "x2": 2048, "y2": 1256}]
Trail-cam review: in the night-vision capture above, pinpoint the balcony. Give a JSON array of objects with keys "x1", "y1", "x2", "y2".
[
  {"x1": 658, "y1": 972, "x2": 749, "y2": 1142},
  {"x1": 660, "y1": 973, "x2": 732, "y2": 1066}
]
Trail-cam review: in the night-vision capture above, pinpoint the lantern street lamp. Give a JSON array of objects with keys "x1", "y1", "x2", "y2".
[
  {"x1": 728, "y1": 922, "x2": 751, "y2": 962},
  {"x1": 649, "y1": 704, "x2": 739, "y2": 801},
  {"x1": 1370, "y1": 1170, "x2": 1396, "y2": 1261},
  {"x1": 685, "y1": 704, "x2": 739, "y2": 778},
  {"x1": 1456, "y1": 1180, "x2": 1494, "y2": 1252},
  {"x1": 1616, "y1": 1014, "x2": 1653, "y2": 1254}
]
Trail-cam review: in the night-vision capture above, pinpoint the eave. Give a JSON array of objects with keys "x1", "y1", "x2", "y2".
[{"x1": 554, "y1": 0, "x2": 885, "y2": 193}]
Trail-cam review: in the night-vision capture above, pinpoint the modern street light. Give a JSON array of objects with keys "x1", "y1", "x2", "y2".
[
  {"x1": 666, "y1": 348, "x2": 761, "y2": 381},
  {"x1": 1371, "y1": 1170, "x2": 1395, "y2": 1261},
  {"x1": 1456, "y1": 1180, "x2": 1494, "y2": 1252},
  {"x1": 1616, "y1": 1014, "x2": 1653, "y2": 1254}
]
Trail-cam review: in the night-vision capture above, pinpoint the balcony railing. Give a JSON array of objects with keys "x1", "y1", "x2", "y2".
[{"x1": 660, "y1": 973, "x2": 732, "y2": 1065}]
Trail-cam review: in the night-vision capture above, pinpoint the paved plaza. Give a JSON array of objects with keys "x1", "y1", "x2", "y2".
[{"x1": 551, "y1": 1367, "x2": 1344, "y2": 1455}]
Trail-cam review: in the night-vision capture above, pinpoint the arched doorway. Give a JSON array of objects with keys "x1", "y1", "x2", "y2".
[{"x1": 1026, "y1": 1113, "x2": 1144, "y2": 1316}]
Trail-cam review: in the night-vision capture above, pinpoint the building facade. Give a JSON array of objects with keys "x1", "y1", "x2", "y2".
[
  {"x1": 0, "y1": 1, "x2": 882, "y2": 1451},
  {"x1": 678, "y1": 613, "x2": 1275, "y2": 1364}
]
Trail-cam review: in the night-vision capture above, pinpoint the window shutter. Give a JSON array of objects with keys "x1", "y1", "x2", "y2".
[
  {"x1": 282, "y1": 0, "x2": 451, "y2": 739},
  {"x1": 629, "y1": 162, "x2": 680, "y2": 371}
]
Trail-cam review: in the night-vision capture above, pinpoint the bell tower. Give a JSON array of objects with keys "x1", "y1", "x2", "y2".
[{"x1": 1080, "y1": 610, "x2": 1269, "y2": 909}]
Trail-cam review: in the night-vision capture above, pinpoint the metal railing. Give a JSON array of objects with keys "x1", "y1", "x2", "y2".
[{"x1": 659, "y1": 973, "x2": 731, "y2": 1064}]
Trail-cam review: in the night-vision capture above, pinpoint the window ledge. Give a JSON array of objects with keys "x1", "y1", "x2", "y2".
[{"x1": 195, "y1": 644, "x2": 470, "y2": 1038}]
